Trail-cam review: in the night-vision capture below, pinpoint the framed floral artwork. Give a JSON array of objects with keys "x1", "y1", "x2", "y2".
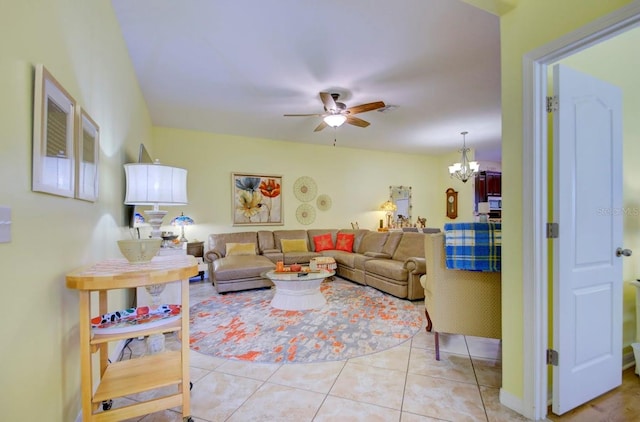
[{"x1": 232, "y1": 173, "x2": 283, "y2": 225}]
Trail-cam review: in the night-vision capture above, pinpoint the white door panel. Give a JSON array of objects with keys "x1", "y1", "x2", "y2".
[{"x1": 552, "y1": 63, "x2": 623, "y2": 415}]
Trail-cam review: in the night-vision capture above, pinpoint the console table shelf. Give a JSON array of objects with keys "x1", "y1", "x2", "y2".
[{"x1": 66, "y1": 255, "x2": 197, "y2": 422}]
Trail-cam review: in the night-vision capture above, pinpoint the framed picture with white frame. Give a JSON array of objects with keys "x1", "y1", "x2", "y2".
[
  {"x1": 32, "y1": 64, "x2": 77, "y2": 198},
  {"x1": 75, "y1": 107, "x2": 99, "y2": 202}
]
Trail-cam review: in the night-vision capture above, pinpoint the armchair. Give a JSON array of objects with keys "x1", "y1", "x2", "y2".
[{"x1": 421, "y1": 232, "x2": 501, "y2": 360}]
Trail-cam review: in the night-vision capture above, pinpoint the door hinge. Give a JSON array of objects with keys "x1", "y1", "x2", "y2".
[
  {"x1": 547, "y1": 349, "x2": 559, "y2": 366},
  {"x1": 546, "y1": 222, "x2": 559, "y2": 238},
  {"x1": 546, "y1": 96, "x2": 558, "y2": 113}
]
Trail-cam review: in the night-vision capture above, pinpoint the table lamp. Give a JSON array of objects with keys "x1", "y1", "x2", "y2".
[
  {"x1": 380, "y1": 200, "x2": 397, "y2": 229},
  {"x1": 171, "y1": 212, "x2": 194, "y2": 243},
  {"x1": 478, "y1": 201, "x2": 490, "y2": 223},
  {"x1": 123, "y1": 160, "x2": 188, "y2": 354},
  {"x1": 124, "y1": 160, "x2": 188, "y2": 239}
]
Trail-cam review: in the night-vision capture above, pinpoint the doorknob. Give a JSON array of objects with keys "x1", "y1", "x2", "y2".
[{"x1": 616, "y1": 248, "x2": 632, "y2": 257}]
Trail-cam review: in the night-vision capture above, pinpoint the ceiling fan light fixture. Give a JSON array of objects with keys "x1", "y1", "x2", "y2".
[{"x1": 324, "y1": 114, "x2": 347, "y2": 128}]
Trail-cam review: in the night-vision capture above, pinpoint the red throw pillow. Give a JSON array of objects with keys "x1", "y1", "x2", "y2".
[
  {"x1": 313, "y1": 233, "x2": 335, "y2": 252},
  {"x1": 335, "y1": 233, "x2": 355, "y2": 252}
]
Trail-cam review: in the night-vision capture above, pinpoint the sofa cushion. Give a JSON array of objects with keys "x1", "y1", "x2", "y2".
[
  {"x1": 226, "y1": 242, "x2": 257, "y2": 256},
  {"x1": 338, "y1": 229, "x2": 369, "y2": 252},
  {"x1": 257, "y1": 230, "x2": 276, "y2": 253},
  {"x1": 281, "y1": 238, "x2": 308, "y2": 253},
  {"x1": 382, "y1": 231, "x2": 403, "y2": 257},
  {"x1": 307, "y1": 229, "x2": 338, "y2": 251},
  {"x1": 322, "y1": 250, "x2": 365, "y2": 269},
  {"x1": 273, "y1": 230, "x2": 309, "y2": 252},
  {"x1": 312, "y1": 233, "x2": 335, "y2": 252},
  {"x1": 335, "y1": 232, "x2": 355, "y2": 252},
  {"x1": 392, "y1": 232, "x2": 425, "y2": 262},
  {"x1": 212, "y1": 255, "x2": 275, "y2": 281},
  {"x1": 283, "y1": 251, "x2": 321, "y2": 265},
  {"x1": 357, "y1": 232, "x2": 389, "y2": 254},
  {"x1": 364, "y1": 259, "x2": 407, "y2": 282},
  {"x1": 208, "y1": 231, "x2": 258, "y2": 258}
]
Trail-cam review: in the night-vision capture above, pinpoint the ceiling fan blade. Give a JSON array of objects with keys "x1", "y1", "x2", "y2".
[
  {"x1": 320, "y1": 92, "x2": 337, "y2": 112},
  {"x1": 346, "y1": 115, "x2": 370, "y2": 128},
  {"x1": 314, "y1": 121, "x2": 328, "y2": 132},
  {"x1": 284, "y1": 113, "x2": 324, "y2": 117},
  {"x1": 346, "y1": 101, "x2": 386, "y2": 115}
]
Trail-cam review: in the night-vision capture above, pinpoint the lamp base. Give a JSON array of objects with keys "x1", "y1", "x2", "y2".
[
  {"x1": 144, "y1": 209, "x2": 168, "y2": 239},
  {"x1": 179, "y1": 225, "x2": 188, "y2": 243}
]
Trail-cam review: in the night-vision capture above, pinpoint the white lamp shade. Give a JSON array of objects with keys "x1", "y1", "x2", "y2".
[
  {"x1": 324, "y1": 114, "x2": 347, "y2": 128},
  {"x1": 124, "y1": 163, "x2": 188, "y2": 205},
  {"x1": 478, "y1": 202, "x2": 490, "y2": 214}
]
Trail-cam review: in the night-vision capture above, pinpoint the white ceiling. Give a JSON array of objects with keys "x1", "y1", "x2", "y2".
[{"x1": 111, "y1": 0, "x2": 502, "y2": 161}]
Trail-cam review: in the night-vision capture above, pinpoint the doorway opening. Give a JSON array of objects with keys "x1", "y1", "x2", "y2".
[{"x1": 522, "y1": 4, "x2": 640, "y2": 420}]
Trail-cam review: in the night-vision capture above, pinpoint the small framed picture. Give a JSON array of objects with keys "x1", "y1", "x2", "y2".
[
  {"x1": 75, "y1": 107, "x2": 99, "y2": 202},
  {"x1": 32, "y1": 64, "x2": 77, "y2": 198},
  {"x1": 232, "y1": 173, "x2": 283, "y2": 226}
]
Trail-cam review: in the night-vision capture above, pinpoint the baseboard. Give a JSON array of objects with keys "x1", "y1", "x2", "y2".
[
  {"x1": 499, "y1": 388, "x2": 525, "y2": 417},
  {"x1": 623, "y1": 350, "x2": 635, "y2": 371},
  {"x1": 74, "y1": 339, "x2": 130, "y2": 422}
]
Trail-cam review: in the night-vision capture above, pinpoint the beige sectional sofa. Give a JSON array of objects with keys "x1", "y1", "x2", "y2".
[{"x1": 204, "y1": 228, "x2": 427, "y2": 299}]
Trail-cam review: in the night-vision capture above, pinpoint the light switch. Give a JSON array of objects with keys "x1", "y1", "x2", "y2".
[{"x1": 0, "y1": 206, "x2": 11, "y2": 243}]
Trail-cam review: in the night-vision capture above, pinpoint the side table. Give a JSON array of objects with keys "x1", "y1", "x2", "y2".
[
  {"x1": 65, "y1": 255, "x2": 197, "y2": 421},
  {"x1": 187, "y1": 241, "x2": 206, "y2": 280}
]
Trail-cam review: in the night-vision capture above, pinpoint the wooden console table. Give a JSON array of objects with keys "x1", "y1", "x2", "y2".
[{"x1": 66, "y1": 255, "x2": 197, "y2": 421}]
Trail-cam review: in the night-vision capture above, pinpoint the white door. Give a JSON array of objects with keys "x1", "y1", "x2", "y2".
[{"x1": 552, "y1": 64, "x2": 624, "y2": 415}]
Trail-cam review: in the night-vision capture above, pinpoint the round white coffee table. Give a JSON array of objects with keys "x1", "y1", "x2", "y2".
[{"x1": 264, "y1": 269, "x2": 334, "y2": 310}]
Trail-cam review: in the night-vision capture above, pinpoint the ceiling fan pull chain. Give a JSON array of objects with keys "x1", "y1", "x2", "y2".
[{"x1": 333, "y1": 128, "x2": 337, "y2": 147}]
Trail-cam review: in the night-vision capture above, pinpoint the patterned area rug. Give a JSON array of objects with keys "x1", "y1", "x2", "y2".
[{"x1": 189, "y1": 281, "x2": 423, "y2": 363}]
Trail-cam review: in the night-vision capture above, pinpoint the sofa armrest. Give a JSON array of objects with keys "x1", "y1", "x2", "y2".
[
  {"x1": 404, "y1": 257, "x2": 426, "y2": 274},
  {"x1": 204, "y1": 250, "x2": 222, "y2": 262},
  {"x1": 364, "y1": 251, "x2": 392, "y2": 259},
  {"x1": 262, "y1": 248, "x2": 281, "y2": 254}
]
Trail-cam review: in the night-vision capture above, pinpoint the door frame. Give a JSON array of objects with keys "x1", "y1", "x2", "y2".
[{"x1": 522, "y1": 3, "x2": 640, "y2": 420}]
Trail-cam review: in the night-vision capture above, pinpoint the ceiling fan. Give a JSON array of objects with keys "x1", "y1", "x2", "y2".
[{"x1": 284, "y1": 92, "x2": 386, "y2": 132}]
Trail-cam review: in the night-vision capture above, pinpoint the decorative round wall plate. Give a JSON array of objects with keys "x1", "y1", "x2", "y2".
[
  {"x1": 316, "y1": 194, "x2": 332, "y2": 211},
  {"x1": 293, "y1": 176, "x2": 317, "y2": 202},
  {"x1": 296, "y1": 204, "x2": 316, "y2": 225}
]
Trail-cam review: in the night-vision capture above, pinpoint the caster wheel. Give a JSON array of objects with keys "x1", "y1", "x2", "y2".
[
  {"x1": 102, "y1": 399, "x2": 113, "y2": 411},
  {"x1": 183, "y1": 417, "x2": 194, "y2": 422}
]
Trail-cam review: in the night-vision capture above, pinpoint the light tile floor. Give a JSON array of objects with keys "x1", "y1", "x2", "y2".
[{"x1": 110, "y1": 280, "x2": 530, "y2": 422}]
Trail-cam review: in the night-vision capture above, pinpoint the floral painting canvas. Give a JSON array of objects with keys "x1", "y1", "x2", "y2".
[{"x1": 232, "y1": 173, "x2": 283, "y2": 225}]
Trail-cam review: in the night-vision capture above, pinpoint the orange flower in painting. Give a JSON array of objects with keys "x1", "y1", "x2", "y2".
[{"x1": 259, "y1": 178, "x2": 281, "y2": 198}]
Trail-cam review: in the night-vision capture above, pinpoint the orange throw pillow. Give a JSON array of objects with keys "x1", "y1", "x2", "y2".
[
  {"x1": 313, "y1": 233, "x2": 335, "y2": 252},
  {"x1": 335, "y1": 233, "x2": 355, "y2": 252}
]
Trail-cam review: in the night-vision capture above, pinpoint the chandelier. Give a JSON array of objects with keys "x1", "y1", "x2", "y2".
[{"x1": 448, "y1": 131, "x2": 479, "y2": 183}]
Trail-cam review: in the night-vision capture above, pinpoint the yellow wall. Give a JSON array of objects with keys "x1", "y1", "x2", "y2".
[
  {"x1": 151, "y1": 127, "x2": 477, "y2": 241},
  {"x1": 0, "y1": 1, "x2": 152, "y2": 420},
  {"x1": 499, "y1": 0, "x2": 634, "y2": 401}
]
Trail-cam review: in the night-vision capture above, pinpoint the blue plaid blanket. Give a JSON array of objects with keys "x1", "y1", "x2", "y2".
[{"x1": 444, "y1": 222, "x2": 501, "y2": 272}]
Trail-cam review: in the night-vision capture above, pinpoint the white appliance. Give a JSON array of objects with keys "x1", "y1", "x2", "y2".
[{"x1": 488, "y1": 196, "x2": 501, "y2": 211}]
